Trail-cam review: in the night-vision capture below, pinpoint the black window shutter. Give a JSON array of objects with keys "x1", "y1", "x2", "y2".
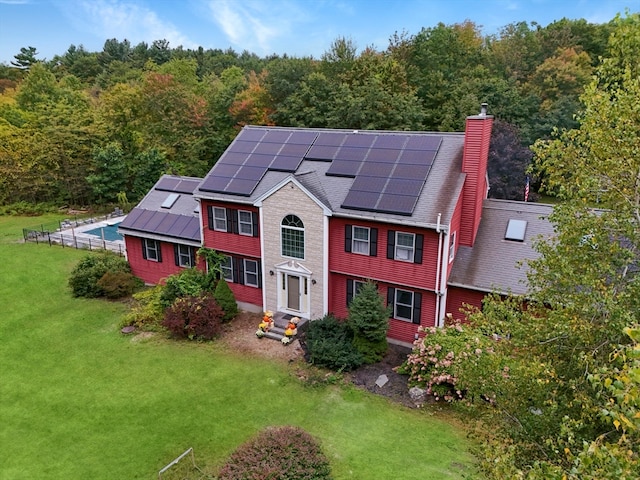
[
  {"x1": 230, "y1": 257, "x2": 236, "y2": 283},
  {"x1": 370, "y1": 228, "x2": 378, "y2": 256},
  {"x1": 414, "y1": 234, "x2": 424, "y2": 264},
  {"x1": 173, "y1": 244, "x2": 179, "y2": 266},
  {"x1": 345, "y1": 224, "x2": 352, "y2": 252},
  {"x1": 387, "y1": 230, "x2": 395, "y2": 259},
  {"x1": 141, "y1": 238, "x2": 147, "y2": 259},
  {"x1": 227, "y1": 209, "x2": 238, "y2": 234},
  {"x1": 387, "y1": 287, "x2": 395, "y2": 310},
  {"x1": 252, "y1": 212, "x2": 259, "y2": 237},
  {"x1": 412, "y1": 292, "x2": 422, "y2": 324},
  {"x1": 237, "y1": 258, "x2": 245, "y2": 285},
  {"x1": 156, "y1": 241, "x2": 163, "y2": 263},
  {"x1": 207, "y1": 205, "x2": 214, "y2": 230},
  {"x1": 257, "y1": 262, "x2": 262, "y2": 288},
  {"x1": 346, "y1": 279, "x2": 354, "y2": 306},
  {"x1": 190, "y1": 247, "x2": 196, "y2": 267}
]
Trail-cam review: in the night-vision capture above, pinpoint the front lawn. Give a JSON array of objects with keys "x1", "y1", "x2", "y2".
[{"x1": 0, "y1": 216, "x2": 478, "y2": 479}]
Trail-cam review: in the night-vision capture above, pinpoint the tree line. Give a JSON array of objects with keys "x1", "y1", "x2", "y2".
[{"x1": 0, "y1": 16, "x2": 619, "y2": 207}]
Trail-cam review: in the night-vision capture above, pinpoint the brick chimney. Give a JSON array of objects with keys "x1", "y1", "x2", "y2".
[{"x1": 459, "y1": 103, "x2": 493, "y2": 247}]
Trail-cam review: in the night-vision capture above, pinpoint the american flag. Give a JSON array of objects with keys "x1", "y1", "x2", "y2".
[{"x1": 524, "y1": 176, "x2": 530, "y2": 202}]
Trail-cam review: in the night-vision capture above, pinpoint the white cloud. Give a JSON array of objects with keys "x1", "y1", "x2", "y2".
[
  {"x1": 65, "y1": 0, "x2": 198, "y2": 49},
  {"x1": 205, "y1": 0, "x2": 308, "y2": 54}
]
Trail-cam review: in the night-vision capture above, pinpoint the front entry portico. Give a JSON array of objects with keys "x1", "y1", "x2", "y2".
[{"x1": 274, "y1": 260, "x2": 311, "y2": 319}]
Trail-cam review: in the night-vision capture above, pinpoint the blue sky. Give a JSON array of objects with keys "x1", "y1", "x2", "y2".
[{"x1": 0, "y1": 0, "x2": 637, "y2": 65}]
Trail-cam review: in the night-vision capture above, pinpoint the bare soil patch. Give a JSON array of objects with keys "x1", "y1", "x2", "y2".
[{"x1": 219, "y1": 311, "x2": 416, "y2": 407}]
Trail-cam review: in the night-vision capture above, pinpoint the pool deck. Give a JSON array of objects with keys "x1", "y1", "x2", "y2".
[{"x1": 49, "y1": 215, "x2": 127, "y2": 255}]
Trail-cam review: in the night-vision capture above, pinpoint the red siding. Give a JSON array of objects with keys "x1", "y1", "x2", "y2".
[
  {"x1": 329, "y1": 217, "x2": 439, "y2": 291},
  {"x1": 460, "y1": 115, "x2": 493, "y2": 247},
  {"x1": 329, "y1": 273, "x2": 437, "y2": 345},
  {"x1": 201, "y1": 200, "x2": 261, "y2": 257},
  {"x1": 125, "y1": 236, "x2": 205, "y2": 285},
  {"x1": 228, "y1": 280, "x2": 263, "y2": 307},
  {"x1": 445, "y1": 286, "x2": 486, "y2": 323}
]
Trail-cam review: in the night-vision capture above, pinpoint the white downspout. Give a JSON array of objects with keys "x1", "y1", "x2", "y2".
[
  {"x1": 434, "y1": 213, "x2": 444, "y2": 328},
  {"x1": 259, "y1": 206, "x2": 267, "y2": 312}
]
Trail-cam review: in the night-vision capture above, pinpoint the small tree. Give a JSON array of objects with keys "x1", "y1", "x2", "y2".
[
  {"x1": 347, "y1": 281, "x2": 390, "y2": 364},
  {"x1": 214, "y1": 278, "x2": 238, "y2": 322},
  {"x1": 162, "y1": 293, "x2": 224, "y2": 341}
]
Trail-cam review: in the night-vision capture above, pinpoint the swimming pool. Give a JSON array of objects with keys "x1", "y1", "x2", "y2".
[{"x1": 84, "y1": 223, "x2": 123, "y2": 242}]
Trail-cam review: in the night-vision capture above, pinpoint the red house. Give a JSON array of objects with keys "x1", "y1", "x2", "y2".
[{"x1": 120, "y1": 105, "x2": 554, "y2": 346}]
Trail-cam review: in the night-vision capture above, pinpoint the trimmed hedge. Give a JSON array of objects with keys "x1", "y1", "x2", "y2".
[{"x1": 217, "y1": 425, "x2": 332, "y2": 480}]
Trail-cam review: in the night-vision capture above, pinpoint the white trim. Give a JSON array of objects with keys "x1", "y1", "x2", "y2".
[
  {"x1": 323, "y1": 214, "x2": 329, "y2": 315},
  {"x1": 254, "y1": 176, "x2": 333, "y2": 216}
]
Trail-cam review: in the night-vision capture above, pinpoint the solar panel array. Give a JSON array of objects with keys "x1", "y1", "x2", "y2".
[
  {"x1": 155, "y1": 176, "x2": 201, "y2": 194},
  {"x1": 199, "y1": 127, "x2": 443, "y2": 216},
  {"x1": 119, "y1": 208, "x2": 201, "y2": 241}
]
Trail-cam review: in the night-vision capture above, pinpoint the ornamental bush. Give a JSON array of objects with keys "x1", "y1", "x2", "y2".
[
  {"x1": 305, "y1": 314, "x2": 363, "y2": 371},
  {"x1": 162, "y1": 293, "x2": 224, "y2": 340},
  {"x1": 159, "y1": 267, "x2": 213, "y2": 308},
  {"x1": 217, "y1": 425, "x2": 332, "y2": 480},
  {"x1": 96, "y1": 270, "x2": 142, "y2": 299},
  {"x1": 121, "y1": 285, "x2": 165, "y2": 331},
  {"x1": 347, "y1": 281, "x2": 390, "y2": 364},
  {"x1": 214, "y1": 278, "x2": 238, "y2": 322},
  {"x1": 399, "y1": 321, "x2": 496, "y2": 402},
  {"x1": 68, "y1": 251, "x2": 133, "y2": 298}
]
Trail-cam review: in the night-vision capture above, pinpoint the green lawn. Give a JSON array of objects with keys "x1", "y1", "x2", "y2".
[{"x1": 0, "y1": 216, "x2": 478, "y2": 479}]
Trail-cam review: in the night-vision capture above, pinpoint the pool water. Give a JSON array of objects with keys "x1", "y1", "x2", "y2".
[{"x1": 85, "y1": 223, "x2": 123, "y2": 242}]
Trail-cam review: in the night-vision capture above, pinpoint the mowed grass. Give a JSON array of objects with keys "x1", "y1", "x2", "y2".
[{"x1": 0, "y1": 216, "x2": 478, "y2": 479}]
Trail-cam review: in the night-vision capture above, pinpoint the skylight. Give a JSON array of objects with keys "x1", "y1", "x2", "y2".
[
  {"x1": 161, "y1": 193, "x2": 180, "y2": 209},
  {"x1": 505, "y1": 219, "x2": 527, "y2": 242}
]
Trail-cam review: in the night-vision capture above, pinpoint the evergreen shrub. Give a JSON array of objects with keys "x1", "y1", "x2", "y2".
[
  {"x1": 347, "y1": 281, "x2": 390, "y2": 364},
  {"x1": 217, "y1": 425, "x2": 332, "y2": 480},
  {"x1": 305, "y1": 314, "x2": 363, "y2": 371},
  {"x1": 159, "y1": 268, "x2": 213, "y2": 308},
  {"x1": 214, "y1": 278, "x2": 238, "y2": 322},
  {"x1": 68, "y1": 251, "x2": 132, "y2": 298}
]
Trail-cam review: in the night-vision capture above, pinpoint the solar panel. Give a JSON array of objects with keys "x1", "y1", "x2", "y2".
[
  {"x1": 280, "y1": 143, "x2": 311, "y2": 156},
  {"x1": 155, "y1": 176, "x2": 179, "y2": 191},
  {"x1": 326, "y1": 159, "x2": 361, "y2": 177},
  {"x1": 210, "y1": 163, "x2": 241, "y2": 177},
  {"x1": 199, "y1": 175, "x2": 232, "y2": 193},
  {"x1": 385, "y1": 178, "x2": 424, "y2": 197},
  {"x1": 244, "y1": 153, "x2": 275, "y2": 168},
  {"x1": 373, "y1": 135, "x2": 407, "y2": 149},
  {"x1": 174, "y1": 178, "x2": 200, "y2": 194},
  {"x1": 157, "y1": 213, "x2": 178, "y2": 233},
  {"x1": 376, "y1": 194, "x2": 417, "y2": 215},
  {"x1": 218, "y1": 151, "x2": 249, "y2": 165},
  {"x1": 334, "y1": 146, "x2": 368, "y2": 162},
  {"x1": 118, "y1": 208, "x2": 143, "y2": 228},
  {"x1": 144, "y1": 211, "x2": 165, "y2": 231},
  {"x1": 397, "y1": 149, "x2": 436, "y2": 165},
  {"x1": 253, "y1": 142, "x2": 282, "y2": 155},
  {"x1": 263, "y1": 129, "x2": 293, "y2": 143},
  {"x1": 237, "y1": 128, "x2": 266, "y2": 142},
  {"x1": 359, "y1": 161, "x2": 394, "y2": 177},
  {"x1": 366, "y1": 148, "x2": 401, "y2": 162},
  {"x1": 235, "y1": 165, "x2": 267, "y2": 181},
  {"x1": 393, "y1": 163, "x2": 432, "y2": 179},
  {"x1": 182, "y1": 218, "x2": 201, "y2": 241},
  {"x1": 305, "y1": 145, "x2": 338, "y2": 161},
  {"x1": 166, "y1": 215, "x2": 191, "y2": 236},
  {"x1": 351, "y1": 175, "x2": 388, "y2": 193},
  {"x1": 228, "y1": 140, "x2": 256, "y2": 154},
  {"x1": 315, "y1": 132, "x2": 347, "y2": 146},
  {"x1": 287, "y1": 130, "x2": 318, "y2": 144},
  {"x1": 269, "y1": 156, "x2": 302, "y2": 172},
  {"x1": 342, "y1": 190, "x2": 380, "y2": 210},
  {"x1": 226, "y1": 178, "x2": 258, "y2": 196},
  {"x1": 343, "y1": 134, "x2": 376, "y2": 148},
  {"x1": 405, "y1": 135, "x2": 442, "y2": 151}
]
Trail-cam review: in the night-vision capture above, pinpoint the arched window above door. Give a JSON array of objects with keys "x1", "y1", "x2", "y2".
[{"x1": 281, "y1": 214, "x2": 304, "y2": 259}]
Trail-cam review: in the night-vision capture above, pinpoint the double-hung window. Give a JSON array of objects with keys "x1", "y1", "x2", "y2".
[
  {"x1": 387, "y1": 230, "x2": 423, "y2": 263},
  {"x1": 352, "y1": 226, "x2": 370, "y2": 254},
  {"x1": 281, "y1": 215, "x2": 304, "y2": 259},
  {"x1": 395, "y1": 232, "x2": 415, "y2": 261},
  {"x1": 142, "y1": 238, "x2": 161, "y2": 262},
  {"x1": 346, "y1": 279, "x2": 366, "y2": 306},
  {"x1": 387, "y1": 287, "x2": 422, "y2": 324},
  {"x1": 174, "y1": 244, "x2": 195, "y2": 268},
  {"x1": 244, "y1": 259, "x2": 259, "y2": 287},
  {"x1": 449, "y1": 231, "x2": 456, "y2": 262},
  {"x1": 238, "y1": 210, "x2": 253, "y2": 236},
  {"x1": 220, "y1": 256, "x2": 233, "y2": 281},
  {"x1": 212, "y1": 207, "x2": 227, "y2": 232}
]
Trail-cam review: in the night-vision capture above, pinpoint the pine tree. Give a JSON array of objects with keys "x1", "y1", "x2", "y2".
[{"x1": 347, "y1": 281, "x2": 390, "y2": 364}]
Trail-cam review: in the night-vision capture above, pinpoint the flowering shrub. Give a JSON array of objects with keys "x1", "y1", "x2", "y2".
[{"x1": 398, "y1": 321, "x2": 496, "y2": 402}]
